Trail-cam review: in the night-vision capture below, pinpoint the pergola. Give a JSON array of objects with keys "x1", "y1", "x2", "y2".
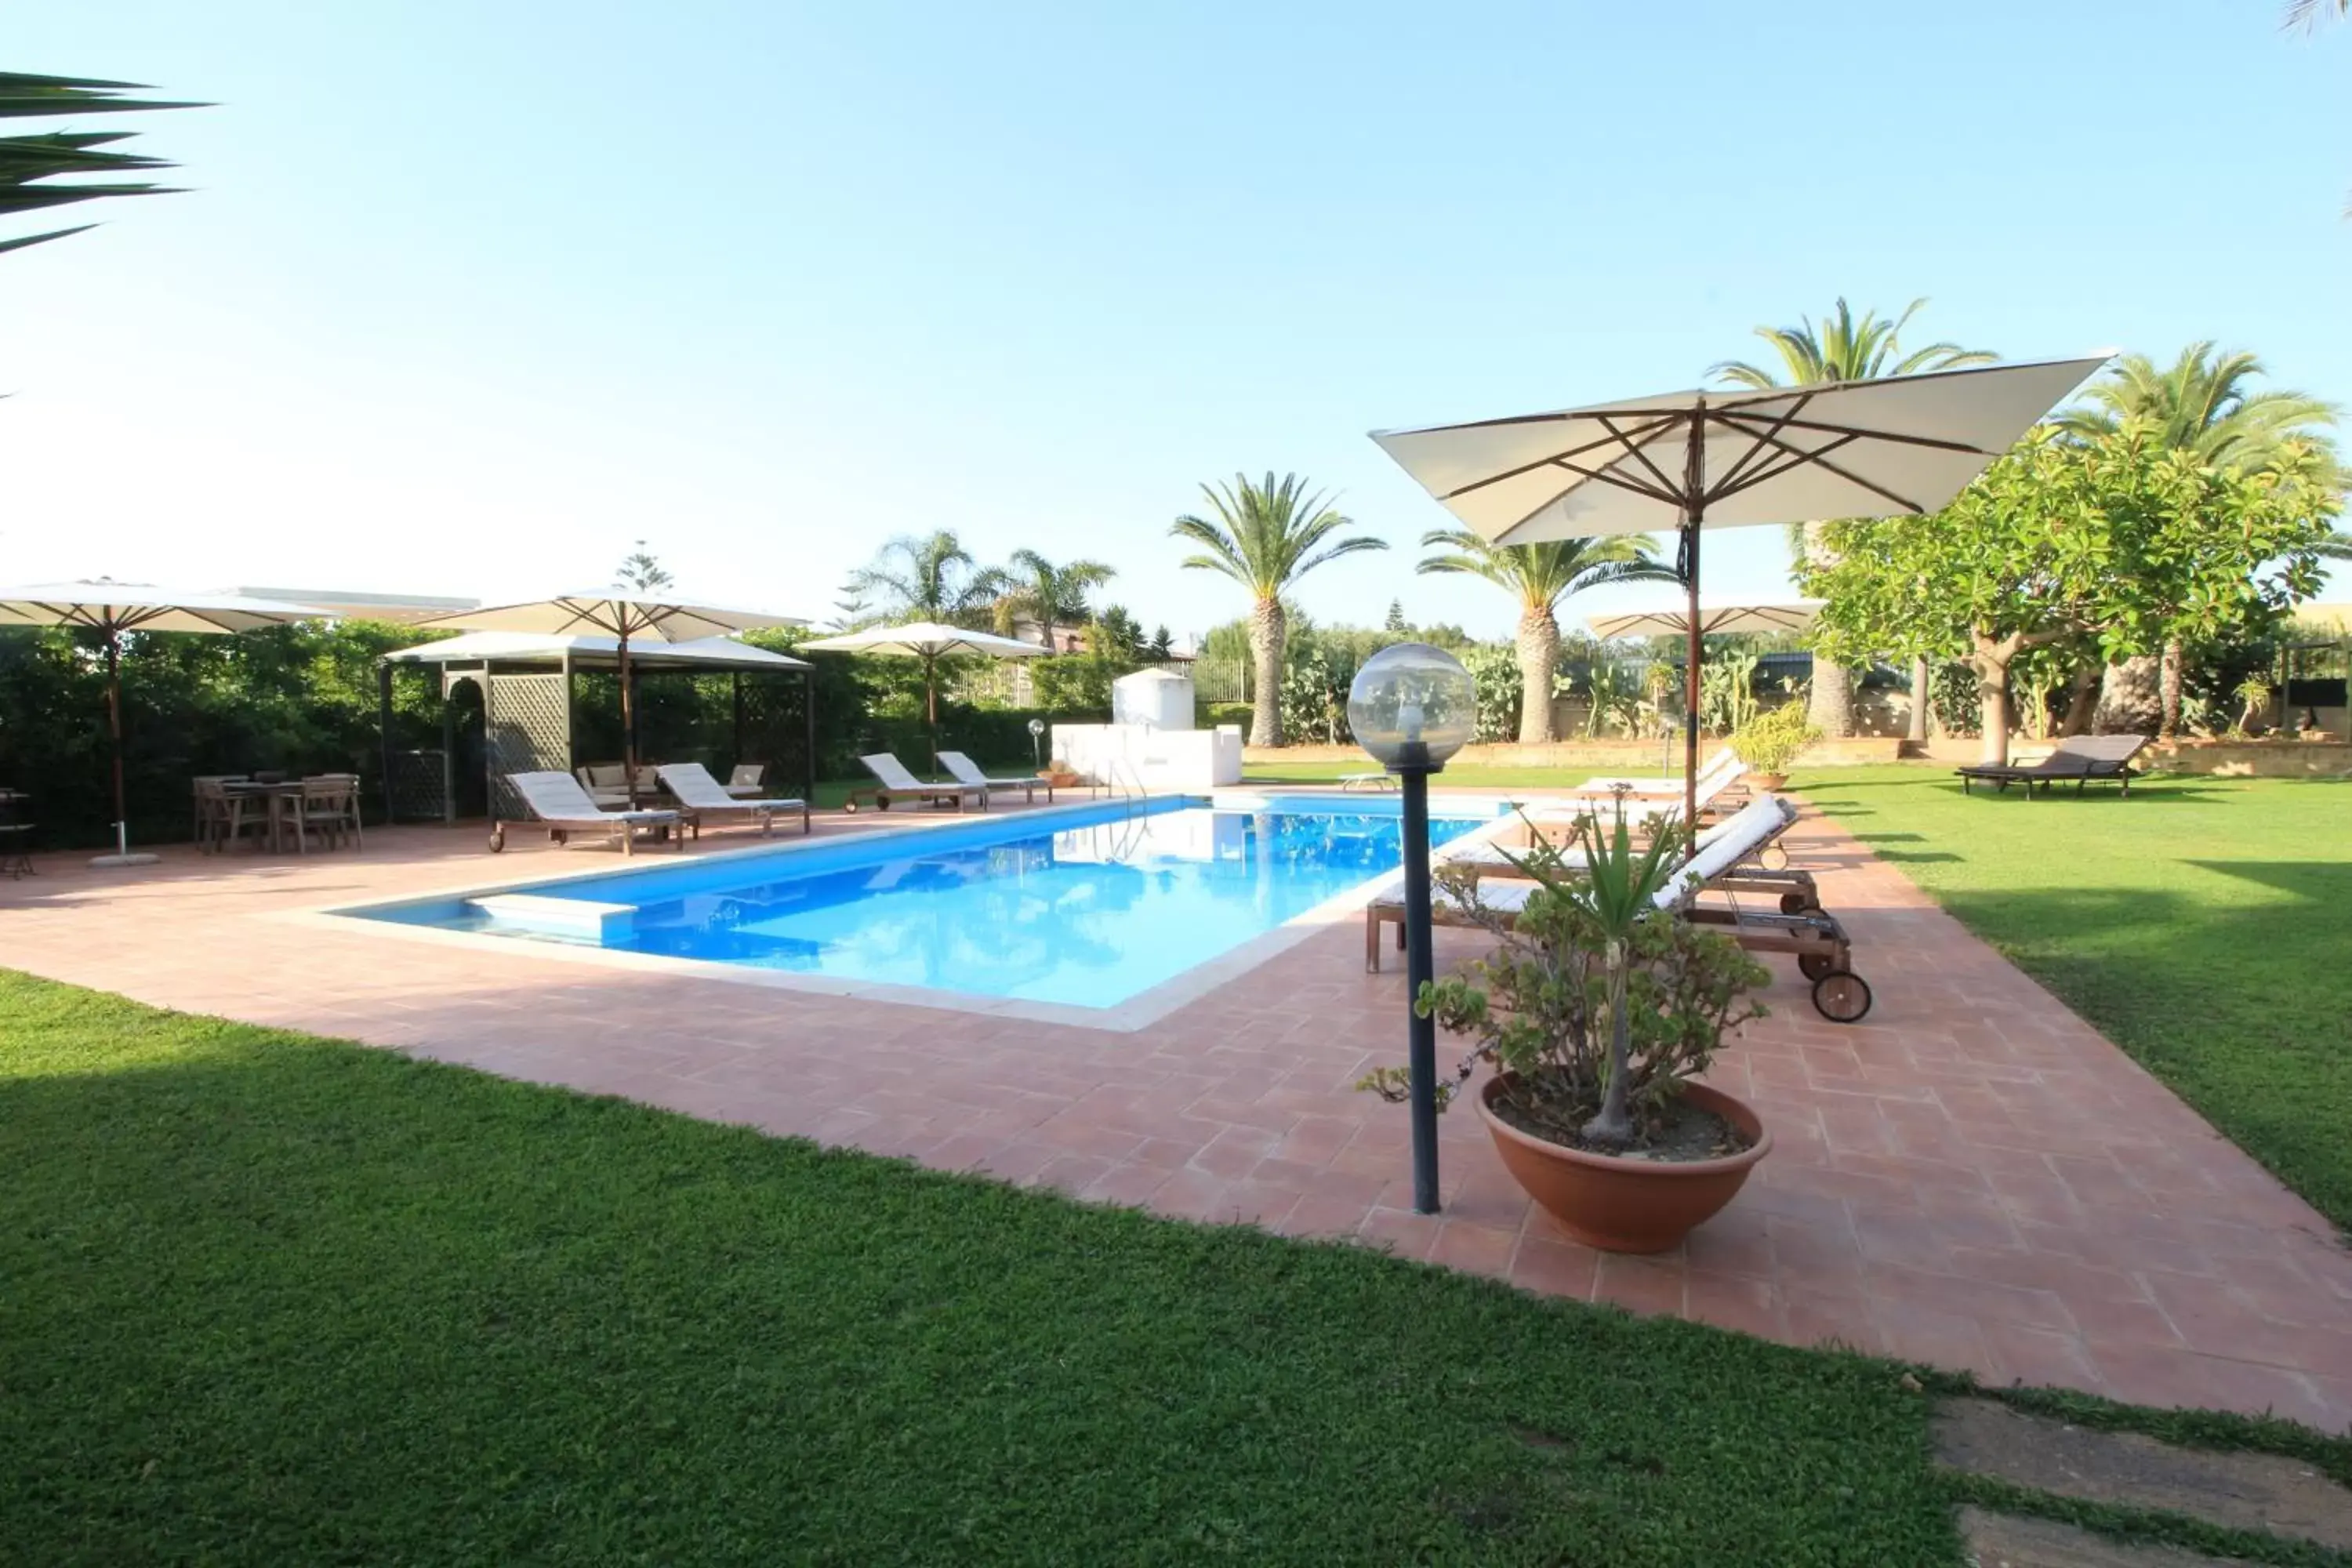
[{"x1": 376, "y1": 631, "x2": 814, "y2": 824}]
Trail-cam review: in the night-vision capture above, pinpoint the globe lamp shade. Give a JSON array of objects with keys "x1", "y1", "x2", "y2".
[{"x1": 1348, "y1": 643, "x2": 1475, "y2": 771}]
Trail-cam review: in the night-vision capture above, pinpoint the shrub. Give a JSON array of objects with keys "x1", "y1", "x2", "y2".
[{"x1": 1730, "y1": 701, "x2": 1820, "y2": 775}]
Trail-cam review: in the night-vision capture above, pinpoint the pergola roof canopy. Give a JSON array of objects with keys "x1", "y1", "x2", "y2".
[{"x1": 383, "y1": 630, "x2": 808, "y2": 672}]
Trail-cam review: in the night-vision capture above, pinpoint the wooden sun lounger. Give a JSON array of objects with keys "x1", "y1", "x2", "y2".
[
  {"x1": 845, "y1": 753, "x2": 989, "y2": 813},
  {"x1": 655, "y1": 763, "x2": 811, "y2": 837},
  {"x1": 938, "y1": 751, "x2": 1051, "y2": 805},
  {"x1": 496, "y1": 771, "x2": 686, "y2": 855},
  {"x1": 1956, "y1": 734, "x2": 2148, "y2": 797},
  {"x1": 1366, "y1": 794, "x2": 1872, "y2": 1022}
]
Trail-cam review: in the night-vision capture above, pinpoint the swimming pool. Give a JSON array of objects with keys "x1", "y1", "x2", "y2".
[{"x1": 349, "y1": 796, "x2": 1495, "y2": 1013}]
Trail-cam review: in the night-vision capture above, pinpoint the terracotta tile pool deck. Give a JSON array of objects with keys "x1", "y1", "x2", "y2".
[{"x1": 5, "y1": 793, "x2": 2348, "y2": 1432}]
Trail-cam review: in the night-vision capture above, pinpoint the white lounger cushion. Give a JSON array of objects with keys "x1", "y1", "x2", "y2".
[
  {"x1": 655, "y1": 762, "x2": 804, "y2": 812},
  {"x1": 509, "y1": 771, "x2": 678, "y2": 825},
  {"x1": 937, "y1": 752, "x2": 1033, "y2": 789}
]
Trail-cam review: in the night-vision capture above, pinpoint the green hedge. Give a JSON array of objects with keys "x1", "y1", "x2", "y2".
[
  {"x1": 0, "y1": 622, "x2": 1110, "y2": 849},
  {"x1": 1197, "y1": 702, "x2": 1254, "y2": 731}
]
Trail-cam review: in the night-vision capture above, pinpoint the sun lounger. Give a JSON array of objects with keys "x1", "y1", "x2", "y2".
[
  {"x1": 937, "y1": 750, "x2": 1051, "y2": 805},
  {"x1": 655, "y1": 763, "x2": 810, "y2": 837},
  {"x1": 1366, "y1": 793, "x2": 1871, "y2": 1022},
  {"x1": 724, "y1": 764, "x2": 769, "y2": 799},
  {"x1": 1562, "y1": 746, "x2": 1742, "y2": 800},
  {"x1": 1956, "y1": 733, "x2": 2148, "y2": 797},
  {"x1": 498, "y1": 771, "x2": 685, "y2": 855},
  {"x1": 845, "y1": 753, "x2": 989, "y2": 813}
]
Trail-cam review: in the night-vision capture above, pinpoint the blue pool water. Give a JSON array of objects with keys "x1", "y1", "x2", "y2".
[{"x1": 354, "y1": 797, "x2": 1494, "y2": 1009}]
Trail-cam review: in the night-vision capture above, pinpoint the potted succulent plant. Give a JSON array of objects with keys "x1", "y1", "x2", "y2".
[
  {"x1": 1359, "y1": 808, "x2": 1773, "y2": 1253},
  {"x1": 1729, "y1": 701, "x2": 1820, "y2": 790}
]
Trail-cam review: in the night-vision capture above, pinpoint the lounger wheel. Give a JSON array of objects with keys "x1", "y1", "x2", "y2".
[
  {"x1": 1798, "y1": 950, "x2": 1838, "y2": 982},
  {"x1": 1811, "y1": 970, "x2": 1872, "y2": 1024},
  {"x1": 1759, "y1": 844, "x2": 1791, "y2": 872},
  {"x1": 488, "y1": 825, "x2": 506, "y2": 853},
  {"x1": 1780, "y1": 891, "x2": 1820, "y2": 916}
]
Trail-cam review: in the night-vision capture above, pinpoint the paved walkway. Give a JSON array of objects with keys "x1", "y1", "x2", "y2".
[{"x1": 3, "y1": 796, "x2": 2347, "y2": 1430}]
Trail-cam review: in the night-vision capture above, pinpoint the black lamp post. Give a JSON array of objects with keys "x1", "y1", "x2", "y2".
[{"x1": 1346, "y1": 642, "x2": 1476, "y2": 1214}]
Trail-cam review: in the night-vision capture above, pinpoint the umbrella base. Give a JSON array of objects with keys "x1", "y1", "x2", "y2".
[{"x1": 90, "y1": 852, "x2": 162, "y2": 869}]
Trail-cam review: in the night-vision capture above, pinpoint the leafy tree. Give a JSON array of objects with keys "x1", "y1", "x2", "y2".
[
  {"x1": 990, "y1": 549, "x2": 1114, "y2": 640},
  {"x1": 2, "y1": 72, "x2": 198, "y2": 257},
  {"x1": 1384, "y1": 598, "x2": 1407, "y2": 633},
  {"x1": 1145, "y1": 624, "x2": 1174, "y2": 660},
  {"x1": 845, "y1": 531, "x2": 1007, "y2": 630},
  {"x1": 1711, "y1": 299, "x2": 1996, "y2": 739},
  {"x1": 1091, "y1": 604, "x2": 1145, "y2": 660},
  {"x1": 1807, "y1": 429, "x2": 2336, "y2": 764},
  {"x1": 615, "y1": 541, "x2": 672, "y2": 593},
  {"x1": 2055, "y1": 343, "x2": 2342, "y2": 734},
  {"x1": 1416, "y1": 532, "x2": 1671, "y2": 743},
  {"x1": 1171, "y1": 472, "x2": 1387, "y2": 746}
]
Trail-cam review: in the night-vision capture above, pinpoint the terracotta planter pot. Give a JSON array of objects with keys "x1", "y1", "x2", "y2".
[
  {"x1": 1474, "y1": 1077, "x2": 1771, "y2": 1254},
  {"x1": 1741, "y1": 771, "x2": 1789, "y2": 791}
]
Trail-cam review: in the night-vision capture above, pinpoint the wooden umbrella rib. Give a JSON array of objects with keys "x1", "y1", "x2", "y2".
[
  {"x1": 1710, "y1": 422, "x2": 1931, "y2": 515},
  {"x1": 1433, "y1": 413, "x2": 1682, "y2": 502},
  {"x1": 1704, "y1": 391, "x2": 1815, "y2": 503},
  {"x1": 1593, "y1": 412, "x2": 1691, "y2": 504},
  {"x1": 1706, "y1": 432, "x2": 1860, "y2": 502},
  {"x1": 1707, "y1": 407, "x2": 1994, "y2": 456}
]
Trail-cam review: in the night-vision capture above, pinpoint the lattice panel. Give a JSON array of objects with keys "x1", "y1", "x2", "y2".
[
  {"x1": 736, "y1": 673, "x2": 812, "y2": 797},
  {"x1": 387, "y1": 749, "x2": 449, "y2": 823},
  {"x1": 487, "y1": 673, "x2": 571, "y2": 820}
]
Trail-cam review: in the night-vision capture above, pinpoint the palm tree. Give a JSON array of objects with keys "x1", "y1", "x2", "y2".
[
  {"x1": 845, "y1": 530, "x2": 1008, "y2": 630},
  {"x1": 2056, "y1": 344, "x2": 2343, "y2": 736},
  {"x1": 1711, "y1": 299, "x2": 1997, "y2": 739},
  {"x1": 2284, "y1": 0, "x2": 2347, "y2": 30},
  {"x1": 991, "y1": 549, "x2": 1115, "y2": 644},
  {"x1": 1, "y1": 73, "x2": 198, "y2": 257},
  {"x1": 1416, "y1": 532, "x2": 1673, "y2": 743},
  {"x1": 1171, "y1": 472, "x2": 1388, "y2": 746}
]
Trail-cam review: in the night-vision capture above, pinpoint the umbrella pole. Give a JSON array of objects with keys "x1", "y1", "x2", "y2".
[
  {"x1": 619, "y1": 633, "x2": 637, "y2": 807},
  {"x1": 1681, "y1": 408, "x2": 1705, "y2": 846},
  {"x1": 106, "y1": 629, "x2": 129, "y2": 858},
  {"x1": 926, "y1": 655, "x2": 938, "y2": 774}
]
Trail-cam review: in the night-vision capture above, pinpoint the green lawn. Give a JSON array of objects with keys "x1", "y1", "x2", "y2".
[
  {"x1": 6, "y1": 976, "x2": 2350, "y2": 1563},
  {"x1": 0, "y1": 975, "x2": 1965, "y2": 1566},
  {"x1": 1793, "y1": 765, "x2": 2352, "y2": 1234}
]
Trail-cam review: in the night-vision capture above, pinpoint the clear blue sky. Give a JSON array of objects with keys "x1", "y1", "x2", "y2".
[{"x1": 5, "y1": 1, "x2": 2347, "y2": 641}]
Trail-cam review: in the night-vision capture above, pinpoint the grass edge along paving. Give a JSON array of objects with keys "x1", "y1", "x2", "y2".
[
  {"x1": 4, "y1": 972, "x2": 2347, "y2": 1564},
  {"x1": 1791, "y1": 765, "x2": 2352, "y2": 1237}
]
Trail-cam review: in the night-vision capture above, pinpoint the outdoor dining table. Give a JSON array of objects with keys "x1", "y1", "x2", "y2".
[{"x1": 220, "y1": 779, "x2": 307, "y2": 853}]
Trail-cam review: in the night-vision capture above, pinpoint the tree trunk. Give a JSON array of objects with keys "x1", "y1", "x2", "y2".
[
  {"x1": 1249, "y1": 597, "x2": 1286, "y2": 747},
  {"x1": 1906, "y1": 657, "x2": 1929, "y2": 744},
  {"x1": 2094, "y1": 653, "x2": 2161, "y2": 734},
  {"x1": 1971, "y1": 635, "x2": 2016, "y2": 766},
  {"x1": 1799, "y1": 521, "x2": 1855, "y2": 738},
  {"x1": 1807, "y1": 658, "x2": 1855, "y2": 739},
  {"x1": 2057, "y1": 659, "x2": 2100, "y2": 736},
  {"x1": 2158, "y1": 639, "x2": 2184, "y2": 740},
  {"x1": 1514, "y1": 606, "x2": 1559, "y2": 744}
]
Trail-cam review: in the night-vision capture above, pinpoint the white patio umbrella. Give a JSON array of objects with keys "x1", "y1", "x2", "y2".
[
  {"x1": 1587, "y1": 597, "x2": 1823, "y2": 641},
  {"x1": 0, "y1": 579, "x2": 332, "y2": 865},
  {"x1": 799, "y1": 621, "x2": 1046, "y2": 770},
  {"x1": 412, "y1": 592, "x2": 808, "y2": 800},
  {"x1": 1371, "y1": 354, "x2": 2112, "y2": 829}
]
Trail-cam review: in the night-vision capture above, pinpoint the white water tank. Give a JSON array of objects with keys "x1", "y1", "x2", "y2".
[{"x1": 1111, "y1": 667, "x2": 1195, "y2": 731}]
